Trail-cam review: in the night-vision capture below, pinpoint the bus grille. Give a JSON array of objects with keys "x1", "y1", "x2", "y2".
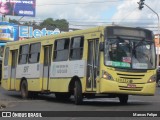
[
  {"x1": 117, "y1": 73, "x2": 144, "y2": 91},
  {"x1": 118, "y1": 86, "x2": 143, "y2": 91},
  {"x1": 117, "y1": 73, "x2": 145, "y2": 80}
]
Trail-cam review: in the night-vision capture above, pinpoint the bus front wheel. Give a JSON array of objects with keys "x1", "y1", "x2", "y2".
[
  {"x1": 118, "y1": 95, "x2": 128, "y2": 104},
  {"x1": 74, "y1": 80, "x2": 83, "y2": 105}
]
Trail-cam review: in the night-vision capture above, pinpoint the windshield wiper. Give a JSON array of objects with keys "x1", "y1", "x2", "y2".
[
  {"x1": 134, "y1": 38, "x2": 145, "y2": 49},
  {"x1": 132, "y1": 38, "x2": 145, "y2": 58}
]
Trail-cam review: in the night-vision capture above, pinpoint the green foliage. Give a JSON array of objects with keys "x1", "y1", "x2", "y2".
[
  {"x1": 9, "y1": 18, "x2": 69, "y2": 31},
  {"x1": 9, "y1": 19, "x2": 20, "y2": 24},
  {"x1": 40, "y1": 18, "x2": 69, "y2": 31}
]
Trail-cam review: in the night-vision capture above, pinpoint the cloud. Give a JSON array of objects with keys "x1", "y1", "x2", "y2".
[
  {"x1": 36, "y1": 0, "x2": 106, "y2": 19},
  {"x1": 35, "y1": 0, "x2": 119, "y2": 28},
  {"x1": 111, "y1": 0, "x2": 160, "y2": 33},
  {"x1": 12, "y1": 0, "x2": 160, "y2": 32}
]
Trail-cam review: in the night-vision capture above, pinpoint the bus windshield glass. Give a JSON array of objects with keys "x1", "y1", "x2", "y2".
[{"x1": 104, "y1": 37, "x2": 156, "y2": 69}]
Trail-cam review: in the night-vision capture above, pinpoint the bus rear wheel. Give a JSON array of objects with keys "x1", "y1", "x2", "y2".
[
  {"x1": 20, "y1": 80, "x2": 30, "y2": 99},
  {"x1": 74, "y1": 80, "x2": 83, "y2": 105},
  {"x1": 118, "y1": 94, "x2": 128, "y2": 104}
]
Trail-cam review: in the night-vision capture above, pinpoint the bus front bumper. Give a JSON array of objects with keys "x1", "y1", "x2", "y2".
[{"x1": 99, "y1": 78, "x2": 156, "y2": 96}]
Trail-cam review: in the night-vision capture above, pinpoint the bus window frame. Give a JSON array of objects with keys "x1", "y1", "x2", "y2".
[
  {"x1": 53, "y1": 38, "x2": 70, "y2": 62},
  {"x1": 18, "y1": 44, "x2": 29, "y2": 65},
  {"x1": 4, "y1": 47, "x2": 9, "y2": 66},
  {"x1": 69, "y1": 36, "x2": 84, "y2": 61},
  {"x1": 28, "y1": 42, "x2": 41, "y2": 64}
]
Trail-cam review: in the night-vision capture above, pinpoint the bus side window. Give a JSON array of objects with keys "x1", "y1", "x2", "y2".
[
  {"x1": 4, "y1": 47, "x2": 9, "y2": 66},
  {"x1": 53, "y1": 38, "x2": 70, "y2": 61},
  {"x1": 18, "y1": 44, "x2": 29, "y2": 64},
  {"x1": 28, "y1": 43, "x2": 41, "y2": 63},
  {"x1": 70, "y1": 36, "x2": 84, "y2": 60}
]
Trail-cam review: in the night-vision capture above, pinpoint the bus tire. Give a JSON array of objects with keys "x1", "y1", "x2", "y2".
[
  {"x1": 74, "y1": 80, "x2": 83, "y2": 105},
  {"x1": 119, "y1": 94, "x2": 128, "y2": 104},
  {"x1": 20, "y1": 80, "x2": 30, "y2": 99}
]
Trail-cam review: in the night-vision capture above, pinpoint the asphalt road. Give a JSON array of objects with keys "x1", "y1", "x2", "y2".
[{"x1": 0, "y1": 86, "x2": 160, "y2": 119}]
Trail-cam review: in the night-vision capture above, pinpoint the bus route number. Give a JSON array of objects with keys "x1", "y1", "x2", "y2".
[{"x1": 24, "y1": 66, "x2": 29, "y2": 73}]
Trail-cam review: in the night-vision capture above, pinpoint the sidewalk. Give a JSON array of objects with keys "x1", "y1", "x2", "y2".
[
  {"x1": 0, "y1": 101, "x2": 7, "y2": 109},
  {"x1": 0, "y1": 92, "x2": 8, "y2": 109}
]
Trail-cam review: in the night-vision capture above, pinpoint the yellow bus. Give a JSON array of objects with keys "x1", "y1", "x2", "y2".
[{"x1": 1, "y1": 25, "x2": 156, "y2": 105}]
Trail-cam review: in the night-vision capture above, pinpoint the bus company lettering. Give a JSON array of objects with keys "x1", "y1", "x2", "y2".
[
  {"x1": 56, "y1": 65, "x2": 68, "y2": 74},
  {"x1": 51, "y1": 60, "x2": 86, "y2": 78}
]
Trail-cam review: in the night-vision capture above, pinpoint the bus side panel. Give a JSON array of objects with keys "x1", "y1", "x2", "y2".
[
  {"x1": 15, "y1": 79, "x2": 21, "y2": 91},
  {"x1": 27, "y1": 78, "x2": 42, "y2": 91},
  {"x1": 49, "y1": 60, "x2": 87, "y2": 92},
  {"x1": 14, "y1": 78, "x2": 43, "y2": 92},
  {"x1": 81, "y1": 77, "x2": 87, "y2": 93},
  {"x1": 16, "y1": 64, "x2": 42, "y2": 91},
  {"x1": 49, "y1": 78, "x2": 70, "y2": 92},
  {"x1": 1, "y1": 66, "x2": 11, "y2": 90},
  {"x1": 48, "y1": 78, "x2": 86, "y2": 93},
  {"x1": 1, "y1": 79, "x2": 10, "y2": 90}
]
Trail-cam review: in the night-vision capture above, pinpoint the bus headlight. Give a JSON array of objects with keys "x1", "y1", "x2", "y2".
[
  {"x1": 102, "y1": 70, "x2": 114, "y2": 80},
  {"x1": 147, "y1": 75, "x2": 156, "y2": 83}
]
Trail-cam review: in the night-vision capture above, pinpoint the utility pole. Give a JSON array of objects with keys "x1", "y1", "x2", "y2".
[{"x1": 138, "y1": 0, "x2": 160, "y2": 69}]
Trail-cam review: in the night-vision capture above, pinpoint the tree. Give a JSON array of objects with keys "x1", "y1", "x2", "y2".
[
  {"x1": 9, "y1": 19, "x2": 20, "y2": 24},
  {"x1": 54, "y1": 19, "x2": 69, "y2": 31},
  {"x1": 9, "y1": 18, "x2": 69, "y2": 31},
  {"x1": 23, "y1": 21, "x2": 32, "y2": 26},
  {"x1": 40, "y1": 18, "x2": 69, "y2": 31},
  {"x1": 40, "y1": 18, "x2": 55, "y2": 29}
]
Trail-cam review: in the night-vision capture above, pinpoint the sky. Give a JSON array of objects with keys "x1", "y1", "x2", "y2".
[
  {"x1": 6, "y1": 0, "x2": 160, "y2": 33},
  {"x1": 35, "y1": 0, "x2": 160, "y2": 33}
]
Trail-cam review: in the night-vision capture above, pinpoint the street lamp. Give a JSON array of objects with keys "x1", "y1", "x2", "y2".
[{"x1": 138, "y1": 1, "x2": 160, "y2": 68}]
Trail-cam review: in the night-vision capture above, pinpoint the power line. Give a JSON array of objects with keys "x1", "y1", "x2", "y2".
[
  {"x1": 36, "y1": 0, "x2": 130, "y2": 6},
  {"x1": 118, "y1": 7, "x2": 138, "y2": 23},
  {"x1": 18, "y1": 17, "x2": 158, "y2": 22},
  {"x1": 15, "y1": 18, "x2": 160, "y2": 26},
  {"x1": 67, "y1": 19, "x2": 157, "y2": 21},
  {"x1": 70, "y1": 22, "x2": 159, "y2": 27}
]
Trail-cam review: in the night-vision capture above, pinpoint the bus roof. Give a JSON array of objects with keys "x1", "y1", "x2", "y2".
[
  {"x1": 5, "y1": 26, "x2": 106, "y2": 46},
  {"x1": 5, "y1": 25, "x2": 152, "y2": 47}
]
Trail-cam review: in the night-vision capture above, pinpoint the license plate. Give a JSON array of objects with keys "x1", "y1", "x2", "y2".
[{"x1": 127, "y1": 84, "x2": 136, "y2": 88}]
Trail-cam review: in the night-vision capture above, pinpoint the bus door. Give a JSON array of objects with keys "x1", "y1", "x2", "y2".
[
  {"x1": 42, "y1": 45, "x2": 52, "y2": 90},
  {"x1": 10, "y1": 50, "x2": 18, "y2": 90},
  {"x1": 87, "y1": 39, "x2": 99, "y2": 91}
]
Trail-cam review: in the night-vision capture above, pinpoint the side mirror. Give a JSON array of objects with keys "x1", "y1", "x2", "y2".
[{"x1": 99, "y1": 42, "x2": 104, "y2": 51}]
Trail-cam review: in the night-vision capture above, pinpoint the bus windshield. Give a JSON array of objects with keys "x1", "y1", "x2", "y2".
[{"x1": 104, "y1": 37, "x2": 156, "y2": 69}]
